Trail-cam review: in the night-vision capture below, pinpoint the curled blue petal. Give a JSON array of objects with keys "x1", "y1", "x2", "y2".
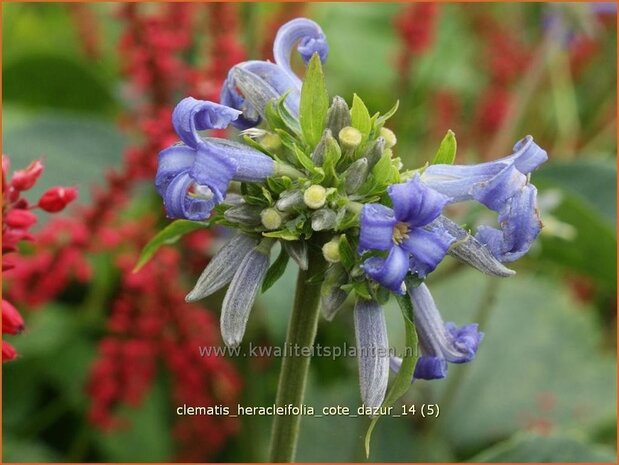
[
  {"x1": 155, "y1": 145, "x2": 195, "y2": 197},
  {"x1": 401, "y1": 226, "x2": 455, "y2": 278},
  {"x1": 362, "y1": 246, "x2": 409, "y2": 294},
  {"x1": 359, "y1": 203, "x2": 396, "y2": 252},
  {"x1": 413, "y1": 355, "x2": 448, "y2": 380},
  {"x1": 273, "y1": 18, "x2": 328, "y2": 82},
  {"x1": 409, "y1": 283, "x2": 483, "y2": 364},
  {"x1": 390, "y1": 355, "x2": 448, "y2": 381},
  {"x1": 421, "y1": 136, "x2": 547, "y2": 204},
  {"x1": 388, "y1": 175, "x2": 451, "y2": 227},
  {"x1": 476, "y1": 184, "x2": 542, "y2": 262},
  {"x1": 445, "y1": 322, "x2": 483, "y2": 363},
  {"x1": 163, "y1": 172, "x2": 217, "y2": 220},
  {"x1": 172, "y1": 97, "x2": 241, "y2": 148}
]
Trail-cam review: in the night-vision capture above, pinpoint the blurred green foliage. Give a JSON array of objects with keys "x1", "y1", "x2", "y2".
[{"x1": 3, "y1": 2, "x2": 616, "y2": 463}]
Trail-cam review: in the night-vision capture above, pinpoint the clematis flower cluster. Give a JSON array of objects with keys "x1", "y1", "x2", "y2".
[{"x1": 153, "y1": 18, "x2": 547, "y2": 409}]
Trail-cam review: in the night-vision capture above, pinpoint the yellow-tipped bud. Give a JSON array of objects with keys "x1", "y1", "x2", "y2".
[
  {"x1": 380, "y1": 127, "x2": 397, "y2": 148},
  {"x1": 303, "y1": 185, "x2": 327, "y2": 209},
  {"x1": 261, "y1": 132, "x2": 282, "y2": 151},
  {"x1": 260, "y1": 208, "x2": 283, "y2": 230},
  {"x1": 322, "y1": 238, "x2": 341, "y2": 263},
  {"x1": 338, "y1": 126, "x2": 362, "y2": 150}
]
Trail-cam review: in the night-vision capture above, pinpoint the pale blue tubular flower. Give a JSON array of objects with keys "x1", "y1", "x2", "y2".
[
  {"x1": 421, "y1": 136, "x2": 548, "y2": 262},
  {"x1": 359, "y1": 175, "x2": 455, "y2": 293},
  {"x1": 220, "y1": 17, "x2": 328, "y2": 128},
  {"x1": 391, "y1": 283, "x2": 484, "y2": 380},
  {"x1": 354, "y1": 299, "x2": 389, "y2": 408},
  {"x1": 155, "y1": 97, "x2": 274, "y2": 220}
]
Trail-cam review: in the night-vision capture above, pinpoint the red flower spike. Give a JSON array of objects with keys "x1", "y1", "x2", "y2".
[
  {"x1": 2, "y1": 341, "x2": 17, "y2": 362},
  {"x1": 2, "y1": 299, "x2": 25, "y2": 335},
  {"x1": 10, "y1": 160, "x2": 44, "y2": 191},
  {"x1": 5, "y1": 209, "x2": 37, "y2": 229},
  {"x1": 38, "y1": 187, "x2": 78, "y2": 213}
]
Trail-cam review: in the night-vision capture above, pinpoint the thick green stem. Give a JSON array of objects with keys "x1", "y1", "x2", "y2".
[{"x1": 268, "y1": 244, "x2": 326, "y2": 462}]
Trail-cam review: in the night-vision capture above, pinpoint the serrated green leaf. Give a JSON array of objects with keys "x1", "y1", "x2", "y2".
[
  {"x1": 351, "y1": 93, "x2": 371, "y2": 137},
  {"x1": 338, "y1": 234, "x2": 356, "y2": 270},
  {"x1": 299, "y1": 54, "x2": 329, "y2": 147},
  {"x1": 432, "y1": 130, "x2": 457, "y2": 165},
  {"x1": 365, "y1": 293, "x2": 418, "y2": 458},
  {"x1": 262, "y1": 246, "x2": 290, "y2": 292},
  {"x1": 134, "y1": 220, "x2": 209, "y2": 272}
]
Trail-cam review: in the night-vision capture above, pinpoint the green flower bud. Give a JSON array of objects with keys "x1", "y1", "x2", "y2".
[
  {"x1": 261, "y1": 132, "x2": 282, "y2": 151},
  {"x1": 311, "y1": 129, "x2": 333, "y2": 166},
  {"x1": 260, "y1": 208, "x2": 283, "y2": 230},
  {"x1": 363, "y1": 137, "x2": 386, "y2": 169},
  {"x1": 338, "y1": 126, "x2": 362, "y2": 150},
  {"x1": 343, "y1": 158, "x2": 370, "y2": 194},
  {"x1": 326, "y1": 96, "x2": 351, "y2": 138},
  {"x1": 322, "y1": 238, "x2": 341, "y2": 263},
  {"x1": 311, "y1": 208, "x2": 337, "y2": 231},
  {"x1": 320, "y1": 264, "x2": 350, "y2": 321},
  {"x1": 304, "y1": 185, "x2": 327, "y2": 209},
  {"x1": 276, "y1": 190, "x2": 304, "y2": 212},
  {"x1": 224, "y1": 204, "x2": 262, "y2": 225},
  {"x1": 379, "y1": 127, "x2": 397, "y2": 148}
]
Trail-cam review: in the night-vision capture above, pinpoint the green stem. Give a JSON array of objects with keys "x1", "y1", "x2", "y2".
[{"x1": 268, "y1": 243, "x2": 327, "y2": 462}]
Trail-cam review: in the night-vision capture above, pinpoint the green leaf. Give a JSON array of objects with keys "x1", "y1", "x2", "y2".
[
  {"x1": 375, "y1": 100, "x2": 400, "y2": 129},
  {"x1": 263, "y1": 229, "x2": 299, "y2": 241},
  {"x1": 365, "y1": 293, "x2": 418, "y2": 458},
  {"x1": 338, "y1": 235, "x2": 356, "y2": 270},
  {"x1": 262, "y1": 245, "x2": 290, "y2": 292},
  {"x1": 293, "y1": 144, "x2": 318, "y2": 174},
  {"x1": 431, "y1": 129, "x2": 457, "y2": 165},
  {"x1": 469, "y1": 432, "x2": 616, "y2": 462},
  {"x1": 350, "y1": 93, "x2": 371, "y2": 137},
  {"x1": 134, "y1": 220, "x2": 208, "y2": 272},
  {"x1": 299, "y1": 54, "x2": 329, "y2": 147}
]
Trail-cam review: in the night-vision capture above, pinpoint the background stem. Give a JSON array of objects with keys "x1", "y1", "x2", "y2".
[{"x1": 268, "y1": 243, "x2": 327, "y2": 462}]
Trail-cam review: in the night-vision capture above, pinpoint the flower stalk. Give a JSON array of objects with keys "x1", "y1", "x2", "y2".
[{"x1": 268, "y1": 243, "x2": 327, "y2": 462}]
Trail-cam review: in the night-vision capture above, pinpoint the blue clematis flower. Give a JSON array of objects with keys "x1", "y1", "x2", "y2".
[
  {"x1": 421, "y1": 136, "x2": 547, "y2": 262},
  {"x1": 220, "y1": 18, "x2": 328, "y2": 129},
  {"x1": 155, "y1": 97, "x2": 274, "y2": 220},
  {"x1": 391, "y1": 283, "x2": 484, "y2": 380},
  {"x1": 359, "y1": 175, "x2": 455, "y2": 293}
]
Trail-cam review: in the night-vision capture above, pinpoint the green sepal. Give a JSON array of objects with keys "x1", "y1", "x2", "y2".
[
  {"x1": 262, "y1": 245, "x2": 290, "y2": 292},
  {"x1": 373, "y1": 100, "x2": 400, "y2": 132},
  {"x1": 134, "y1": 219, "x2": 210, "y2": 272},
  {"x1": 364, "y1": 292, "x2": 418, "y2": 458},
  {"x1": 431, "y1": 129, "x2": 457, "y2": 165},
  {"x1": 299, "y1": 53, "x2": 329, "y2": 148},
  {"x1": 338, "y1": 234, "x2": 356, "y2": 270}
]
